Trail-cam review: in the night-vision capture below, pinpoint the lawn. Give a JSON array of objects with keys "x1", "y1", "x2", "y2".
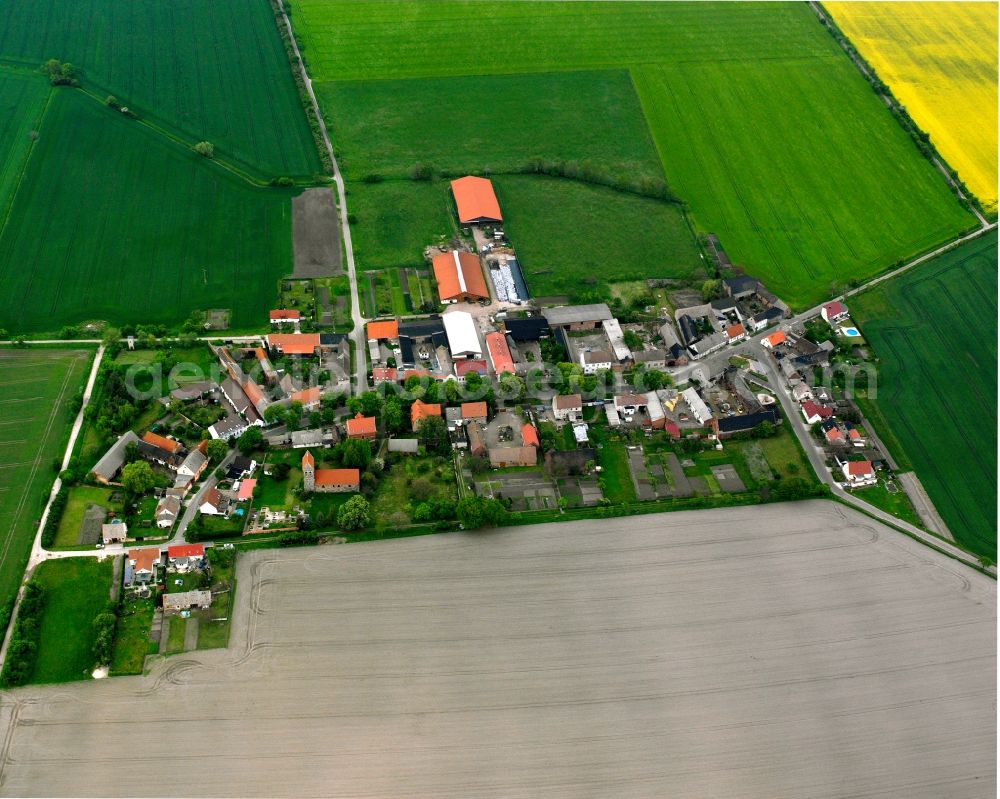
[
  {"x1": 756, "y1": 425, "x2": 815, "y2": 481},
  {"x1": 494, "y1": 176, "x2": 703, "y2": 301},
  {"x1": 597, "y1": 442, "x2": 636, "y2": 504},
  {"x1": 0, "y1": 349, "x2": 91, "y2": 612},
  {"x1": 851, "y1": 230, "x2": 997, "y2": 558},
  {"x1": 292, "y1": 0, "x2": 973, "y2": 309},
  {"x1": 0, "y1": 89, "x2": 296, "y2": 333},
  {"x1": 51, "y1": 485, "x2": 117, "y2": 549},
  {"x1": 827, "y1": 2, "x2": 997, "y2": 213},
  {"x1": 109, "y1": 598, "x2": 156, "y2": 676},
  {"x1": 30, "y1": 556, "x2": 113, "y2": 684},
  {"x1": 853, "y1": 478, "x2": 923, "y2": 531},
  {"x1": 165, "y1": 616, "x2": 187, "y2": 655},
  {"x1": 0, "y1": 0, "x2": 320, "y2": 179},
  {"x1": 196, "y1": 547, "x2": 237, "y2": 650}
]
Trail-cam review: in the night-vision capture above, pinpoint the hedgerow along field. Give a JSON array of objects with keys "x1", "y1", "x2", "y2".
[
  {"x1": 851, "y1": 231, "x2": 997, "y2": 559},
  {"x1": 291, "y1": 0, "x2": 974, "y2": 308},
  {"x1": 0, "y1": 349, "x2": 92, "y2": 618},
  {"x1": 826, "y1": 2, "x2": 998, "y2": 214},
  {"x1": 0, "y1": 90, "x2": 296, "y2": 333},
  {"x1": 0, "y1": 0, "x2": 321, "y2": 179}
]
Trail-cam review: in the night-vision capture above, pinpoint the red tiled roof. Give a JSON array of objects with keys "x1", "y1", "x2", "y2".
[
  {"x1": 801, "y1": 400, "x2": 832, "y2": 419},
  {"x1": 314, "y1": 468, "x2": 360, "y2": 488},
  {"x1": 236, "y1": 479, "x2": 257, "y2": 501},
  {"x1": 846, "y1": 460, "x2": 873, "y2": 476},
  {"x1": 450, "y1": 176, "x2": 502, "y2": 223},
  {"x1": 665, "y1": 421, "x2": 681, "y2": 439},
  {"x1": 302, "y1": 451, "x2": 314, "y2": 468},
  {"x1": 367, "y1": 320, "x2": 399, "y2": 340},
  {"x1": 128, "y1": 548, "x2": 159, "y2": 572},
  {"x1": 168, "y1": 544, "x2": 205, "y2": 559},
  {"x1": 822, "y1": 300, "x2": 847, "y2": 317},
  {"x1": 142, "y1": 431, "x2": 182, "y2": 454},
  {"x1": 521, "y1": 423, "x2": 540, "y2": 448},
  {"x1": 372, "y1": 367, "x2": 397, "y2": 382},
  {"x1": 763, "y1": 331, "x2": 786, "y2": 347},
  {"x1": 244, "y1": 380, "x2": 266, "y2": 407},
  {"x1": 291, "y1": 386, "x2": 321, "y2": 405},
  {"x1": 270, "y1": 309, "x2": 300, "y2": 321},
  {"x1": 403, "y1": 368, "x2": 430, "y2": 381},
  {"x1": 485, "y1": 331, "x2": 515, "y2": 375},
  {"x1": 411, "y1": 399, "x2": 441, "y2": 426},
  {"x1": 461, "y1": 401, "x2": 488, "y2": 420},
  {"x1": 433, "y1": 251, "x2": 489, "y2": 302},
  {"x1": 346, "y1": 413, "x2": 377, "y2": 437},
  {"x1": 825, "y1": 426, "x2": 844, "y2": 441},
  {"x1": 725, "y1": 323, "x2": 745, "y2": 339},
  {"x1": 268, "y1": 333, "x2": 320, "y2": 355},
  {"x1": 454, "y1": 359, "x2": 488, "y2": 377},
  {"x1": 848, "y1": 428, "x2": 862, "y2": 440}
]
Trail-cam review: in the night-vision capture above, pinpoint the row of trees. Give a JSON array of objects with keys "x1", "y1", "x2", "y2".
[{"x1": 0, "y1": 582, "x2": 44, "y2": 687}]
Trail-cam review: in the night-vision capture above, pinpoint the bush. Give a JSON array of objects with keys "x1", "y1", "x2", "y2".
[
  {"x1": 270, "y1": 176, "x2": 294, "y2": 186},
  {"x1": 92, "y1": 604, "x2": 119, "y2": 667},
  {"x1": 40, "y1": 487, "x2": 69, "y2": 548},
  {"x1": 278, "y1": 530, "x2": 319, "y2": 546}
]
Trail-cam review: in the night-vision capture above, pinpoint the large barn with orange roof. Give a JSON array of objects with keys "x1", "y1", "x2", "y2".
[
  {"x1": 450, "y1": 176, "x2": 502, "y2": 224},
  {"x1": 432, "y1": 251, "x2": 489, "y2": 304}
]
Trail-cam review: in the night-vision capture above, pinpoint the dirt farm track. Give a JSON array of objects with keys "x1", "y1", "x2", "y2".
[{"x1": 0, "y1": 501, "x2": 993, "y2": 798}]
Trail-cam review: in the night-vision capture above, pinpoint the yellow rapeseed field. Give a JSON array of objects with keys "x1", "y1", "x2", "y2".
[{"x1": 827, "y1": 2, "x2": 998, "y2": 213}]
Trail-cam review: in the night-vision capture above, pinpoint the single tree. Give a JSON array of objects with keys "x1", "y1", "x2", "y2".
[
  {"x1": 120, "y1": 461, "x2": 155, "y2": 495},
  {"x1": 416, "y1": 414, "x2": 450, "y2": 456},
  {"x1": 193, "y1": 141, "x2": 215, "y2": 158},
  {"x1": 205, "y1": 439, "x2": 228, "y2": 463},
  {"x1": 236, "y1": 426, "x2": 263, "y2": 455},
  {"x1": 337, "y1": 495, "x2": 370, "y2": 531}
]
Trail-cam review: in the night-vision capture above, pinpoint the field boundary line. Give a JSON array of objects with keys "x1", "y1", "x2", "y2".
[
  {"x1": 74, "y1": 86, "x2": 282, "y2": 190},
  {"x1": 0, "y1": 83, "x2": 54, "y2": 242}
]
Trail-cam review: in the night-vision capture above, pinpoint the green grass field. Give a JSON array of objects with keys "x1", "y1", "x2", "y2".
[
  {"x1": 319, "y1": 70, "x2": 663, "y2": 181},
  {"x1": 291, "y1": 0, "x2": 973, "y2": 308},
  {"x1": 851, "y1": 231, "x2": 997, "y2": 558},
  {"x1": 494, "y1": 176, "x2": 703, "y2": 300},
  {"x1": 0, "y1": 90, "x2": 295, "y2": 332},
  {"x1": 30, "y1": 556, "x2": 113, "y2": 683},
  {"x1": 0, "y1": 70, "x2": 49, "y2": 222},
  {"x1": 0, "y1": 0, "x2": 320, "y2": 178},
  {"x1": 0, "y1": 349, "x2": 91, "y2": 612}
]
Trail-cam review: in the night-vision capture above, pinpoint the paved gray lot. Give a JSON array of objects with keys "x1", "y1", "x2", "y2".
[{"x1": 0, "y1": 500, "x2": 994, "y2": 798}]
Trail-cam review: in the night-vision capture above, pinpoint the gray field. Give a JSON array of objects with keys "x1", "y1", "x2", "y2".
[
  {"x1": 0, "y1": 500, "x2": 994, "y2": 798},
  {"x1": 292, "y1": 188, "x2": 342, "y2": 278}
]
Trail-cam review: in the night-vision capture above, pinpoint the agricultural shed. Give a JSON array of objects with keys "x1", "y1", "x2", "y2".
[
  {"x1": 443, "y1": 312, "x2": 482, "y2": 358},
  {"x1": 485, "y1": 331, "x2": 515, "y2": 376},
  {"x1": 432, "y1": 251, "x2": 489, "y2": 303},
  {"x1": 450, "y1": 176, "x2": 502, "y2": 224},
  {"x1": 543, "y1": 303, "x2": 613, "y2": 330}
]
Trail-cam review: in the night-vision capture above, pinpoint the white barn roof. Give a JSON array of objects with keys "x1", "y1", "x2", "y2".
[{"x1": 442, "y1": 311, "x2": 482, "y2": 358}]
